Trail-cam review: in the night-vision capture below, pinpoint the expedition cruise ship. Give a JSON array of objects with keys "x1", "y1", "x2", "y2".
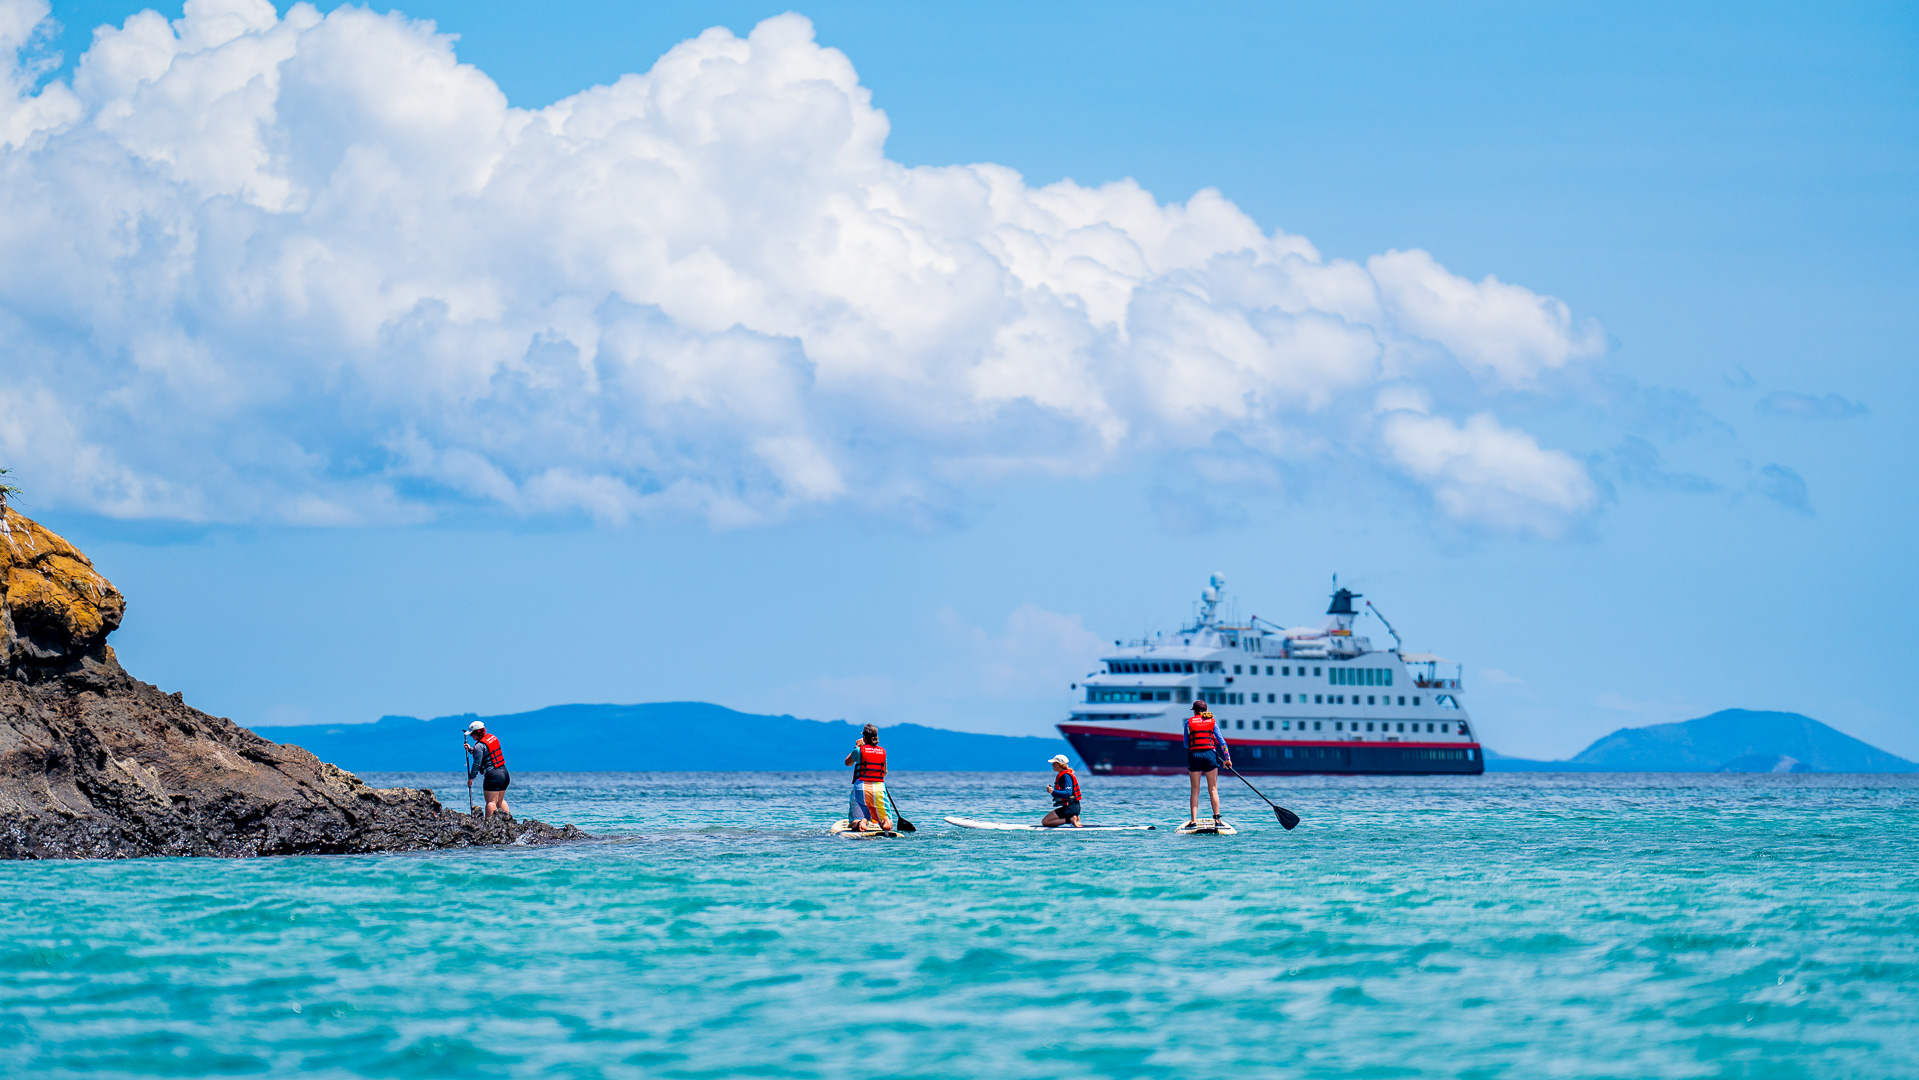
[{"x1": 1058, "y1": 576, "x2": 1484, "y2": 776}]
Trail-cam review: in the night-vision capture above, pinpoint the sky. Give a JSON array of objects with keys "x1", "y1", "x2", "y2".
[{"x1": 2, "y1": 0, "x2": 1914, "y2": 760}]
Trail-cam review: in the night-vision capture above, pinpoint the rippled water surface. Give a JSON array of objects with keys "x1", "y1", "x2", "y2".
[{"x1": 4, "y1": 771, "x2": 1917, "y2": 1078}]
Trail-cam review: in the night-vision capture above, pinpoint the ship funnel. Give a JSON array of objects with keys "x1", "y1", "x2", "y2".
[{"x1": 1325, "y1": 585, "x2": 1360, "y2": 636}]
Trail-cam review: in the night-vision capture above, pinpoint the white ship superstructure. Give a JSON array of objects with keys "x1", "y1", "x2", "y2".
[{"x1": 1058, "y1": 576, "x2": 1484, "y2": 776}]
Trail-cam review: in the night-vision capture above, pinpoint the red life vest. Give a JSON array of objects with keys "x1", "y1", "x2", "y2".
[
  {"x1": 1054, "y1": 767, "x2": 1080, "y2": 802},
  {"x1": 1186, "y1": 714, "x2": 1219, "y2": 753},
  {"x1": 854, "y1": 744, "x2": 886, "y2": 783},
  {"x1": 475, "y1": 732, "x2": 505, "y2": 770}
]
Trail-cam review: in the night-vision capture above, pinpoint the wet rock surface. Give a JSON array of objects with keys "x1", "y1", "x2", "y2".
[{"x1": 0, "y1": 506, "x2": 586, "y2": 859}]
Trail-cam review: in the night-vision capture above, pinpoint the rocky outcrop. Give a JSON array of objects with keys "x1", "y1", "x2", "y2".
[
  {"x1": 0, "y1": 507, "x2": 125, "y2": 681},
  {"x1": 0, "y1": 506, "x2": 586, "y2": 859}
]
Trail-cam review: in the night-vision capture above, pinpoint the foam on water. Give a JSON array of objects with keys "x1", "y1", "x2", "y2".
[{"x1": 4, "y1": 772, "x2": 1916, "y2": 1078}]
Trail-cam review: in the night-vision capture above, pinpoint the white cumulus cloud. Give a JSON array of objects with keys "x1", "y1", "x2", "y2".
[
  {"x1": 0, "y1": 0, "x2": 1604, "y2": 531},
  {"x1": 1379, "y1": 409, "x2": 1598, "y2": 536}
]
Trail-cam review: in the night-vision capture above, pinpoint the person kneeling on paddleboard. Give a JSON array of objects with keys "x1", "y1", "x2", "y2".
[
  {"x1": 1041, "y1": 754, "x2": 1082, "y2": 829},
  {"x1": 1184, "y1": 701, "x2": 1231, "y2": 827},
  {"x1": 843, "y1": 724, "x2": 894, "y2": 832},
  {"x1": 465, "y1": 720, "x2": 511, "y2": 818}
]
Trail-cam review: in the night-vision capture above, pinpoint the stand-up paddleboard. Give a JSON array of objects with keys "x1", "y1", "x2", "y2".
[
  {"x1": 943, "y1": 816, "x2": 1155, "y2": 832},
  {"x1": 831, "y1": 819, "x2": 900, "y2": 838},
  {"x1": 1175, "y1": 819, "x2": 1238, "y2": 835}
]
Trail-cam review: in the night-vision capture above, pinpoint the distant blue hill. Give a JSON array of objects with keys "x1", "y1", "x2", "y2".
[
  {"x1": 249, "y1": 702, "x2": 1074, "y2": 774},
  {"x1": 1487, "y1": 709, "x2": 1914, "y2": 773}
]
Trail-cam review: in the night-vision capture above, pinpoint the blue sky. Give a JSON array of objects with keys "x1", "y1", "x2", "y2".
[{"x1": 6, "y1": 0, "x2": 1916, "y2": 759}]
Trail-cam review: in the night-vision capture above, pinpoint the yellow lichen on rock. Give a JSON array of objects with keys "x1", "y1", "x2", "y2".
[{"x1": 1, "y1": 507, "x2": 125, "y2": 664}]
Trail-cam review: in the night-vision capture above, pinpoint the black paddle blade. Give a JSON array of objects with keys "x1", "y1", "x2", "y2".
[
  {"x1": 895, "y1": 817, "x2": 917, "y2": 833},
  {"x1": 1274, "y1": 805, "x2": 1301, "y2": 830}
]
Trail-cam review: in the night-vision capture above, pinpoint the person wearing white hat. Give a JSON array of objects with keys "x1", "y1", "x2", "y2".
[
  {"x1": 464, "y1": 720, "x2": 511, "y2": 818},
  {"x1": 1041, "y1": 753, "x2": 1082, "y2": 828}
]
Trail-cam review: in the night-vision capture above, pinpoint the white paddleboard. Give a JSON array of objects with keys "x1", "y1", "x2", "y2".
[
  {"x1": 831, "y1": 819, "x2": 901, "y2": 838},
  {"x1": 1175, "y1": 820, "x2": 1239, "y2": 835},
  {"x1": 943, "y1": 816, "x2": 1156, "y2": 832}
]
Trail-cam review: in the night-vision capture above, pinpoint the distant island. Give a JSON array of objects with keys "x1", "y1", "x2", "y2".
[
  {"x1": 248, "y1": 703, "x2": 1915, "y2": 775},
  {"x1": 250, "y1": 702, "x2": 1075, "y2": 774},
  {"x1": 1486, "y1": 709, "x2": 1915, "y2": 773}
]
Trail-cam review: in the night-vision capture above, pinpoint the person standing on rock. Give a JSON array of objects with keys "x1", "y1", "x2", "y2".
[{"x1": 465, "y1": 720, "x2": 511, "y2": 817}]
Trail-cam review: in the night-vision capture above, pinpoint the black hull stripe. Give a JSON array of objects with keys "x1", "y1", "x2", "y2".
[{"x1": 1061, "y1": 730, "x2": 1485, "y2": 776}]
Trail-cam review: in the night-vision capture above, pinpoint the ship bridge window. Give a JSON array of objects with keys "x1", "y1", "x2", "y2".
[
  {"x1": 1110, "y1": 661, "x2": 1198, "y2": 674},
  {"x1": 1088, "y1": 689, "x2": 1180, "y2": 704}
]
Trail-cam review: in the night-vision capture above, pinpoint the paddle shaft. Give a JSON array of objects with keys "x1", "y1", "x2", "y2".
[
  {"x1": 883, "y1": 787, "x2": 917, "y2": 832},
  {"x1": 1227, "y1": 767, "x2": 1302, "y2": 830},
  {"x1": 462, "y1": 737, "x2": 475, "y2": 813}
]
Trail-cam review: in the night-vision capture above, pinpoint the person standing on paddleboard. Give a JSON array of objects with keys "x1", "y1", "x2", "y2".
[
  {"x1": 465, "y1": 720, "x2": 511, "y2": 818},
  {"x1": 1184, "y1": 700, "x2": 1231, "y2": 827},
  {"x1": 1041, "y1": 754, "x2": 1082, "y2": 828},
  {"x1": 843, "y1": 724, "x2": 894, "y2": 832}
]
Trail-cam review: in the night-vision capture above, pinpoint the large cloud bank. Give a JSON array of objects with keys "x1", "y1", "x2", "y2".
[{"x1": 0, "y1": 0, "x2": 1604, "y2": 531}]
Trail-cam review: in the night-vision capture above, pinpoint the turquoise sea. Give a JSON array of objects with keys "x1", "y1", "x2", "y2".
[{"x1": 4, "y1": 771, "x2": 1917, "y2": 1078}]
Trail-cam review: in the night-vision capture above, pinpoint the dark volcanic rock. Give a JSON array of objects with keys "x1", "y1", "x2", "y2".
[{"x1": 0, "y1": 506, "x2": 585, "y2": 859}]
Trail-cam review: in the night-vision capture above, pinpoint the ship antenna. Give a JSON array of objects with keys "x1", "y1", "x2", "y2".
[{"x1": 1366, "y1": 600, "x2": 1404, "y2": 654}]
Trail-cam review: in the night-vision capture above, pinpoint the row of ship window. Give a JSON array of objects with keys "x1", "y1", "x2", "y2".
[
  {"x1": 1087, "y1": 687, "x2": 1426, "y2": 707},
  {"x1": 1209, "y1": 692, "x2": 1419, "y2": 707},
  {"x1": 1237, "y1": 746, "x2": 1474, "y2": 761},
  {"x1": 1227, "y1": 719, "x2": 1461, "y2": 735},
  {"x1": 1106, "y1": 660, "x2": 1392, "y2": 683}
]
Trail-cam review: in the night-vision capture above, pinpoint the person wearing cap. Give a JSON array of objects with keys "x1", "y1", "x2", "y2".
[
  {"x1": 465, "y1": 720, "x2": 511, "y2": 817},
  {"x1": 1184, "y1": 700, "x2": 1231, "y2": 827},
  {"x1": 1041, "y1": 754, "x2": 1082, "y2": 828}
]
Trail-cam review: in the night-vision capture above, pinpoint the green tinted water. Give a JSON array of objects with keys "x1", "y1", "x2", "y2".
[{"x1": 3, "y1": 772, "x2": 1915, "y2": 1078}]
